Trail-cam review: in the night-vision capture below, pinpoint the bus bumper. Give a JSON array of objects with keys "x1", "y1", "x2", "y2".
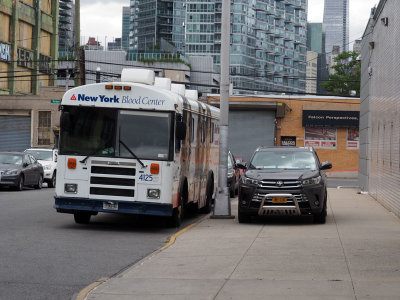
[{"x1": 54, "y1": 196, "x2": 173, "y2": 217}]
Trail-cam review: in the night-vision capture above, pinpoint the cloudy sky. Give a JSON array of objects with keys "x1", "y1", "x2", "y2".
[{"x1": 80, "y1": 0, "x2": 379, "y2": 47}]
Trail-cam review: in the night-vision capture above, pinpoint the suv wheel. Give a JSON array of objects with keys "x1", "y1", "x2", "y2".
[
  {"x1": 314, "y1": 192, "x2": 327, "y2": 224},
  {"x1": 49, "y1": 171, "x2": 56, "y2": 188}
]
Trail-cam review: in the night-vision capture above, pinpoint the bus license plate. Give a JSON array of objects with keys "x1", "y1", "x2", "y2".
[
  {"x1": 103, "y1": 201, "x2": 118, "y2": 210},
  {"x1": 272, "y1": 197, "x2": 287, "y2": 204}
]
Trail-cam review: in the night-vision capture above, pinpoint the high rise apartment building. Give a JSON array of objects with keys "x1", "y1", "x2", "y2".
[
  {"x1": 129, "y1": 0, "x2": 173, "y2": 50},
  {"x1": 59, "y1": 0, "x2": 75, "y2": 58},
  {"x1": 129, "y1": 0, "x2": 307, "y2": 94},
  {"x1": 184, "y1": 0, "x2": 308, "y2": 94},
  {"x1": 323, "y1": 0, "x2": 349, "y2": 56},
  {"x1": 122, "y1": 6, "x2": 130, "y2": 51}
]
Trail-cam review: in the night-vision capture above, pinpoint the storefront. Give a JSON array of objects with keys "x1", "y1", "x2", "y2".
[{"x1": 208, "y1": 95, "x2": 360, "y2": 172}]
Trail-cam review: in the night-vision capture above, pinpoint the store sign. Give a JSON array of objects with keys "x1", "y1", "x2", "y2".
[
  {"x1": 303, "y1": 110, "x2": 360, "y2": 127},
  {"x1": 281, "y1": 136, "x2": 296, "y2": 146},
  {"x1": 0, "y1": 43, "x2": 11, "y2": 61}
]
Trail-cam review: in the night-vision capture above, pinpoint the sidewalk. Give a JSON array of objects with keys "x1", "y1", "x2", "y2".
[{"x1": 82, "y1": 189, "x2": 400, "y2": 300}]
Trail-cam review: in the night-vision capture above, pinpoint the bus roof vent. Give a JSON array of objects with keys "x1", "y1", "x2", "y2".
[
  {"x1": 154, "y1": 77, "x2": 171, "y2": 90},
  {"x1": 171, "y1": 83, "x2": 186, "y2": 96},
  {"x1": 185, "y1": 90, "x2": 198, "y2": 101},
  {"x1": 121, "y1": 68, "x2": 155, "y2": 85}
]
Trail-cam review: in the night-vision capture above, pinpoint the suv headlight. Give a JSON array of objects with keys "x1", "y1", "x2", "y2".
[
  {"x1": 302, "y1": 176, "x2": 321, "y2": 185},
  {"x1": 227, "y1": 172, "x2": 234, "y2": 178},
  {"x1": 241, "y1": 176, "x2": 258, "y2": 185},
  {"x1": 44, "y1": 165, "x2": 52, "y2": 170}
]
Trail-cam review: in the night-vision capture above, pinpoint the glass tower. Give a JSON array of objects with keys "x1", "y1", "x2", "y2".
[
  {"x1": 182, "y1": 0, "x2": 307, "y2": 94},
  {"x1": 130, "y1": 0, "x2": 307, "y2": 93},
  {"x1": 323, "y1": 0, "x2": 349, "y2": 56},
  {"x1": 122, "y1": 7, "x2": 130, "y2": 51},
  {"x1": 130, "y1": 0, "x2": 174, "y2": 50}
]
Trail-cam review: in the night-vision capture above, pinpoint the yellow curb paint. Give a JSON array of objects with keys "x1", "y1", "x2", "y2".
[
  {"x1": 160, "y1": 223, "x2": 197, "y2": 251},
  {"x1": 75, "y1": 277, "x2": 108, "y2": 300}
]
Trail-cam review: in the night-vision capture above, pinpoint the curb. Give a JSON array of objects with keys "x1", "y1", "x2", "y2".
[{"x1": 73, "y1": 215, "x2": 207, "y2": 300}]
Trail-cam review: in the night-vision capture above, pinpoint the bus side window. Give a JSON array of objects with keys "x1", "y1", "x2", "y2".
[
  {"x1": 190, "y1": 118, "x2": 195, "y2": 142},
  {"x1": 210, "y1": 122, "x2": 214, "y2": 143}
]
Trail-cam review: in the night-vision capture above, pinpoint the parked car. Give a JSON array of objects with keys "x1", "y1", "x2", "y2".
[
  {"x1": 0, "y1": 152, "x2": 44, "y2": 190},
  {"x1": 24, "y1": 148, "x2": 58, "y2": 188},
  {"x1": 227, "y1": 151, "x2": 240, "y2": 198},
  {"x1": 237, "y1": 146, "x2": 332, "y2": 224}
]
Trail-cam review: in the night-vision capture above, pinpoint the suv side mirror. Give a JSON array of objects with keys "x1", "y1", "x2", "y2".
[
  {"x1": 54, "y1": 153, "x2": 58, "y2": 163},
  {"x1": 320, "y1": 161, "x2": 332, "y2": 170},
  {"x1": 176, "y1": 121, "x2": 186, "y2": 140},
  {"x1": 236, "y1": 162, "x2": 247, "y2": 170}
]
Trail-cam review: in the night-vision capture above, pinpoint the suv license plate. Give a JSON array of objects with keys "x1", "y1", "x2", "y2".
[
  {"x1": 272, "y1": 197, "x2": 287, "y2": 204},
  {"x1": 103, "y1": 201, "x2": 118, "y2": 210}
]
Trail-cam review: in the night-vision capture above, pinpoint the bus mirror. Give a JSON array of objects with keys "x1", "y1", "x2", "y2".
[
  {"x1": 61, "y1": 112, "x2": 71, "y2": 131},
  {"x1": 176, "y1": 121, "x2": 186, "y2": 140}
]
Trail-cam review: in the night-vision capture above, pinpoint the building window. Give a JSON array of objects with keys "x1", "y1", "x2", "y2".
[
  {"x1": 38, "y1": 111, "x2": 51, "y2": 145},
  {"x1": 304, "y1": 127, "x2": 337, "y2": 149},
  {"x1": 346, "y1": 128, "x2": 359, "y2": 150}
]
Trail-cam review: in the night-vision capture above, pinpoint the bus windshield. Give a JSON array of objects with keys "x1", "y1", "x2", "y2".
[{"x1": 60, "y1": 106, "x2": 173, "y2": 161}]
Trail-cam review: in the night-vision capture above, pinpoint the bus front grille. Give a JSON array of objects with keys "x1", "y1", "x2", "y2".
[{"x1": 89, "y1": 161, "x2": 136, "y2": 198}]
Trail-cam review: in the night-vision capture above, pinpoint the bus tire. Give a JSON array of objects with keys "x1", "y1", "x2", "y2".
[
  {"x1": 74, "y1": 212, "x2": 91, "y2": 224},
  {"x1": 167, "y1": 183, "x2": 187, "y2": 227},
  {"x1": 199, "y1": 175, "x2": 213, "y2": 214}
]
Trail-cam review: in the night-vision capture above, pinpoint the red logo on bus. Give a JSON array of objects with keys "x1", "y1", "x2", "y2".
[{"x1": 70, "y1": 94, "x2": 76, "y2": 100}]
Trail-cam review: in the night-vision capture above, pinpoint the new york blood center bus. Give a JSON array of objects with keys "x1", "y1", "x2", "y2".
[{"x1": 54, "y1": 69, "x2": 220, "y2": 227}]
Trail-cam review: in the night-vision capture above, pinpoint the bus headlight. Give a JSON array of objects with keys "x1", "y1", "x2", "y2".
[
  {"x1": 147, "y1": 188, "x2": 160, "y2": 199},
  {"x1": 65, "y1": 183, "x2": 78, "y2": 193}
]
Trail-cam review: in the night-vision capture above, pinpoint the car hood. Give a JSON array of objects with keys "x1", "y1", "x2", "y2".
[
  {"x1": 38, "y1": 160, "x2": 55, "y2": 167},
  {"x1": 0, "y1": 164, "x2": 20, "y2": 171},
  {"x1": 245, "y1": 169, "x2": 320, "y2": 180}
]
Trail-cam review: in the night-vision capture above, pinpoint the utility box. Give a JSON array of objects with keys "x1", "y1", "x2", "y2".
[{"x1": 276, "y1": 102, "x2": 286, "y2": 118}]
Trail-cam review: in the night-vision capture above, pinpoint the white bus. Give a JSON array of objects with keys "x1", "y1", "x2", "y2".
[{"x1": 54, "y1": 69, "x2": 220, "y2": 227}]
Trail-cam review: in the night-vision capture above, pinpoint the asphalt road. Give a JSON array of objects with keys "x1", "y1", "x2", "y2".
[{"x1": 0, "y1": 186, "x2": 203, "y2": 300}]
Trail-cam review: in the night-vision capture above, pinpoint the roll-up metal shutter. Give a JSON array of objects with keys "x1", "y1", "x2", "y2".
[
  {"x1": 228, "y1": 110, "x2": 275, "y2": 162},
  {"x1": 0, "y1": 116, "x2": 31, "y2": 151}
]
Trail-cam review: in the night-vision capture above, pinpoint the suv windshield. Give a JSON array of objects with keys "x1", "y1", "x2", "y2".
[
  {"x1": 60, "y1": 106, "x2": 173, "y2": 161},
  {"x1": 25, "y1": 150, "x2": 52, "y2": 161},
  {"x1": 250, "y1": 150, "x2": 317, "y2": 170}
]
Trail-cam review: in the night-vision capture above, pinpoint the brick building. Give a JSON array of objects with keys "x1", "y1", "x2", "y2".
[
  {"x1": 0, "y1": 0, "x2": 59, "y2": 150},
  {"x1": 208, "y1": 95, "x2": 360, "y2": 172}
]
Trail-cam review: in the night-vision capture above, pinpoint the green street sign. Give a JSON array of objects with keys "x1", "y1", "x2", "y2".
[{"x1": 51, "y1": 99, "x2": 61, "y2": 104}]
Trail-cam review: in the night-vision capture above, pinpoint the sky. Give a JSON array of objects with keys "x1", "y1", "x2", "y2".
[{"x1": 80, "y1": 0, "x2": 379, "y2": 48}]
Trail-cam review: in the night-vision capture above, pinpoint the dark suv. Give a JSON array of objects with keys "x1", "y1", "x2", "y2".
[{"x1": 237, "y1": 147, "x2": 332, "y2": 224}]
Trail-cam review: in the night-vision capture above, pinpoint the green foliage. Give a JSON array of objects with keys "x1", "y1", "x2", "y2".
[{"x1": 321, "y1": 51, "x2": 360, "y2": 97}]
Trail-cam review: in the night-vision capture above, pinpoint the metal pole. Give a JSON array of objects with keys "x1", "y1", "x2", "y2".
[{"x1": 213, "y1": 0, "x2": 233, "y2": 218}]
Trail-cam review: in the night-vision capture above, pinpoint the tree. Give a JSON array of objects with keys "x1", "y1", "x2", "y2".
[{"x1": 321, "y1": 51, "x2": 361, "y2": 97}]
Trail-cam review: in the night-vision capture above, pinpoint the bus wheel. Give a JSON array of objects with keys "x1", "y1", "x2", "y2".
[
  {"x1": 167, "y1": 194, "x2": 184, "y2": 228},
  {"x1": 74, "y1": 212, "x2": 91, "y2": 224},
  {"x1": 199, "y1": 179, "x2": 213, "y2": 214}
]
